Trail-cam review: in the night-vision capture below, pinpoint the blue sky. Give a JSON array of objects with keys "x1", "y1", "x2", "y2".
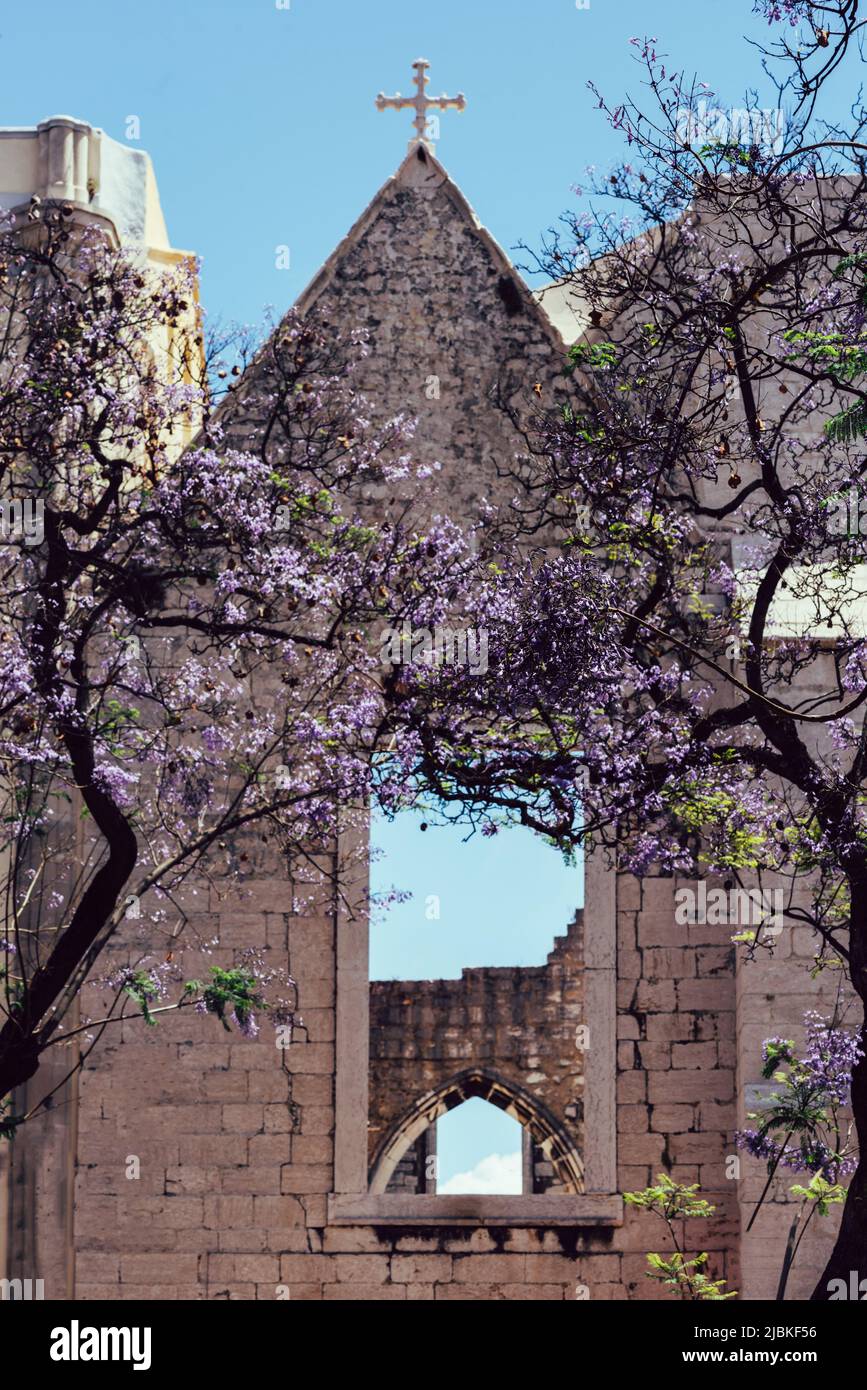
[
  {"x1": 369, "y1": 806, "x2": 581, "y2": 1186},
  {"x1": 3, "y1": 0, "x2": 805, "y2": 329},
  {"x1": 370, "y1": 805, "x2": 582, "y2": 980},
  {"x1": 3, "y1": 0, "x2": 836, "y2": 1188}
]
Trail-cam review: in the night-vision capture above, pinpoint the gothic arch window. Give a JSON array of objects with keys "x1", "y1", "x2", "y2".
[
  {"x1": 436, "y1": 1098, "x2": 523, "y2": 1195},
  {"x1": 329, "y1": 813, "x2": 621, "y2": 1226},
  {"x1": 368, "y1": 1068, "x2": 585, "y2": 1196}
]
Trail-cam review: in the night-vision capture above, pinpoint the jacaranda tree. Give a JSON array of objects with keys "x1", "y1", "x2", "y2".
[
  {"x1": 0, "y1": 202, "x2": 474, "y2": 1131},
  {"x1": 375, "y1": 0, "x2": 867, "y2": 1297}
]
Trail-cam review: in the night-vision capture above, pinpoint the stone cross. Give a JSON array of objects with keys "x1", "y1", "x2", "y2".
[{"x1": 376, "y1": 58, "x2": 466, "y2": 153}]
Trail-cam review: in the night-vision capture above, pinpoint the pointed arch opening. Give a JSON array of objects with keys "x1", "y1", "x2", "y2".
[
  {"x1": 330, "y1": 819, "x2": 620, "y2": 1227},
  {"x1": 368, "y1": 1067, "x2": 585, "y2": 1196},
  {"x1": 436, "y1": 1098, "x2": 523, "y2": 1195}
]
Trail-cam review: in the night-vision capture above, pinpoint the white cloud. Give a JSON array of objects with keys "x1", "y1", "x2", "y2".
[{"x1": 438, "y1": 1151, "x2": 522, "y2": 1195}]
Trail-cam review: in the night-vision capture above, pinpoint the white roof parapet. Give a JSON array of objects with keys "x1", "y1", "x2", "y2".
[{"x1": 0, "y1": 115, "x2": 188, "y2": 261}]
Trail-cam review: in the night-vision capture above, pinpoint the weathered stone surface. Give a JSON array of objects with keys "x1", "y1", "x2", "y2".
[
  {"x1": 368, "y1": 911, "x2": 584, "y2": 1195},
  {"x1": 4, "y1": 142, "x2": 852, "y2": 1309}
]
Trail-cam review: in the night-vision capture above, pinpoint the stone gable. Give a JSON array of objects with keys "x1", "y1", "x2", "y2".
[
  {"x1": 220, "y1": 143, "x2": 569, "y2": 520},
  {"x1": 2, "y1": 144, "x2": 850, "y2": 1303}
]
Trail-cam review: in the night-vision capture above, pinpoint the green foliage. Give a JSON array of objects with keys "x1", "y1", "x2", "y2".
[
  {"x1": 662, "y1": 770, "x2": 765, "y2": 870},
  {"x1": 624, "y1": 1175, "x2": 737, "y2": 1301},
  {"x1": 559, "y1": 403, "x2": 607, "y2": 444},
  {"x1": 744, "y1": 1044, "x2": 850, "y2": 1174},
  {"x1": 116, "y1": 966, "x2": 268, "y2": 1037},
  {"x1": 824, "y1": 401, "x2": 867, "y2": 444},
  {"x1": 122, "y1": 969, "x2": 161, "y2": 1027},
  {"x1": 200, "y1": 966, "x2": 265, "y2": 1034},
  {"x1": 2, "y1": 974, "x2": 24, "y2": 1016},
  {"x1": 783, "y1": 329, "x2": 867, "y2": 381},
  {"x1": 761, "y1": 1038, "x2": 795, "y2": 1079},
  {"x1": 790, "y1": 1173, "x2": 847, "y2": 1217},
  {"x1": 833, "y1": 252, "x2": 867, "y2": 306},
  {"x1": 644, "y1": 1250, "x2": 737, "y2": 1300},
  {"x1": 784, "y1": 305, "x2": 867, "y2": 439},
  {"x1": 698, "y1": 142, "x2": 760, "y2": 170},
  {"x1": 624, "y1": 1172, "x2": 716, "y2": 1221},
  {"x1": 342, "y1": 523, "x2": 378, "y2": 549},
  {"x1": 747, "y1": 1078, "x2": 829, "y2": 1142},
  {"x1": 566, "y1": 341, "x2": 619, "y2": 372}
]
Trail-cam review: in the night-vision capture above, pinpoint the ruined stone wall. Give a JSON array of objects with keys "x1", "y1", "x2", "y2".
[
  {"x1": 368, "y1": 913, "x2": 584, "y2": 1194},
  {"x1": 619, "y1": 871, "x2": 847, "y2": 1303},
  {"x1": 46, "y1": 869, "x2": 743, "y2": 1303},
  {"x1": 219, "y1": 142, "x2": 570, "y2": 529},
  {"x1": 45, "y1": 860, "x2": 838, "y2": 1304},
  {"x1": 614, "y1": 874, "x2": 740, "y2": 1298},
  {"x1": 5, "y1": 145, "x2": 851, "y2": 1303}
]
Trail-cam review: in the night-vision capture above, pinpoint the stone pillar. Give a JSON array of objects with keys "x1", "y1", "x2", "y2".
[{"x1": 37, "y1": 117, "x2": 91, "y2": 203}]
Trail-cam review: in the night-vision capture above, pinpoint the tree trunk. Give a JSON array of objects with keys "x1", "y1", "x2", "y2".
[
  {"x1": 0, "y1": 820, "x2": 136, "y2": 1116},
  {"x1": 0, "y1": 1035, "x2": 42, "y2": 1115},
  {"x1": 812, "y1": 873, "x2": 867, "y2": 1299},
  {"x1": 812, "y1": 1044, "x2": 867, "y2": 1299}
]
